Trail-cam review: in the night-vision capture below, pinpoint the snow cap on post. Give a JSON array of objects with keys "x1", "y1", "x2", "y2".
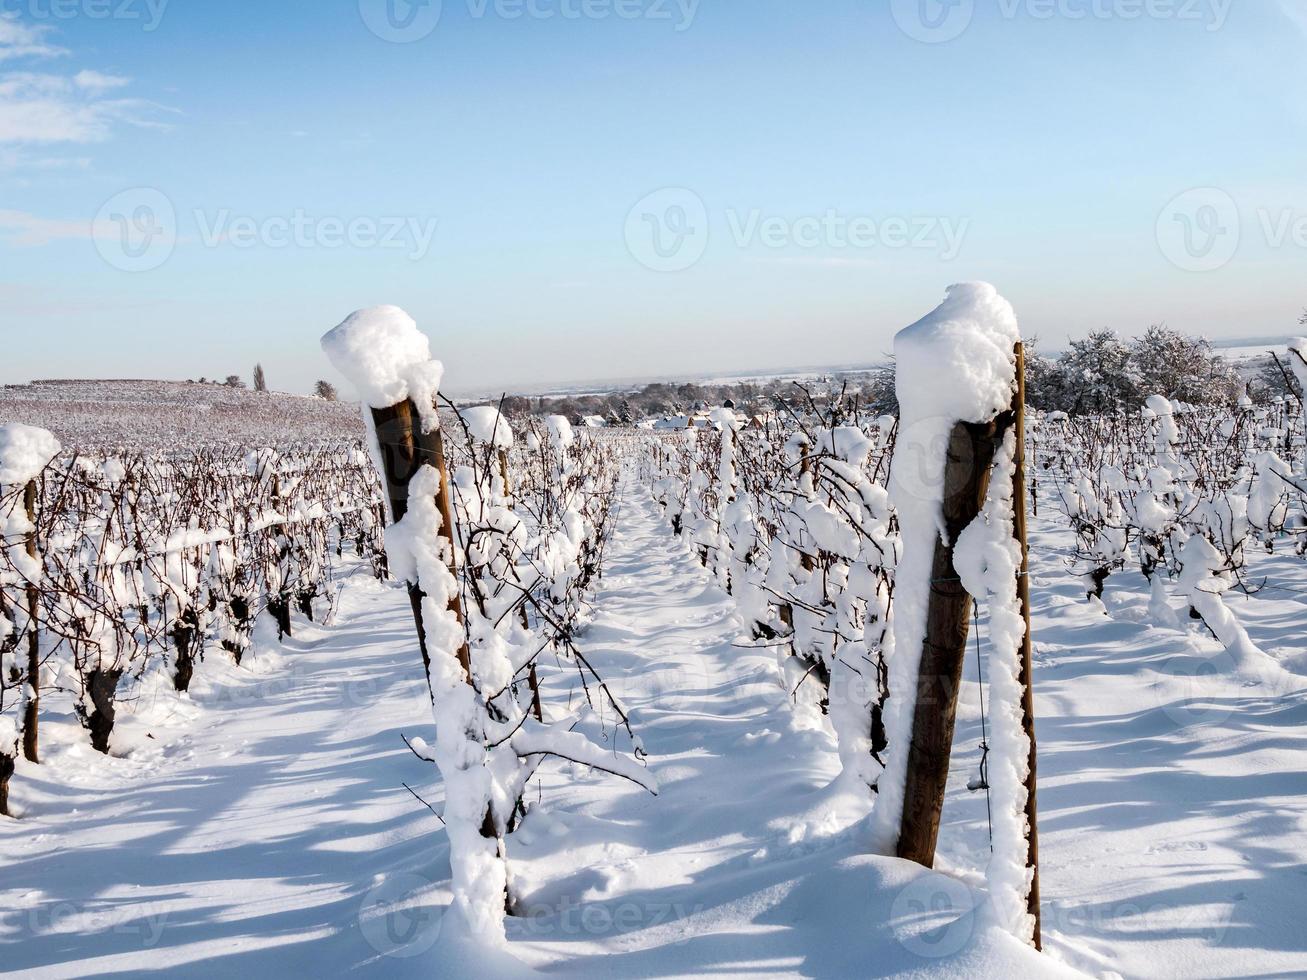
[
  {"x1": 321, "y1": 305, "x2": 444, "y2": 431},
  {"x1": 889, "y1": 282, "x2": 1020, "y2": 512},
  {"x1": 894, "y1": 282, "x2": 1020, "y2": 428},
  {"x1": 0, "y1": 423, "x2": 61, "y2": 486},
  {"x1": 709, "y1": 406, "x2": 740, "y2": 432},
  {"x1": 460, "y1": 406, "x2": 514, "y2": 448}
]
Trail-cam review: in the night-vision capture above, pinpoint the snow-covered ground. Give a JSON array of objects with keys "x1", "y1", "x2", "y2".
[
  {"x1": 0, "y1": 380, "x2": 364, "y2": 449},
  {"x1": 1, "y1": 480, "x2": 1304, "y2": 978}
]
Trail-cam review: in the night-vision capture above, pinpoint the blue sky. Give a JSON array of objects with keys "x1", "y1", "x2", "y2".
[{"x1": 2, "y1": 0, "x2": 1305, "y2": 396}]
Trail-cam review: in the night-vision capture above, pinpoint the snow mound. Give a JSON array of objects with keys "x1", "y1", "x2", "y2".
[
  {"x1": 0, "y1": 423, "x2": 62, "y2": 486},
  {"x1": 547, "y1": 415, "x2": 575, "y2": 449},
  {"x1": 460, "y1": 406, "x2": 514, "y2": 448}
]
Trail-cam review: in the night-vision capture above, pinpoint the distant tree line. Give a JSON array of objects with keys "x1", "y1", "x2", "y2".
[{"x1": 1023, "y1": 325, "x2": 1272, "y2": 414}]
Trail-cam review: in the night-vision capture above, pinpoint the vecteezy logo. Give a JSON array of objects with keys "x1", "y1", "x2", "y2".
[
  {"x1": 891, "y1": 0, "x2": 975, "y2": 43},
  {"x1": 1157, "y1": 648, "x2": 1238, "y2": 728},
  {"x1": 1156, "y1": 187, "x2": 1240, "y2": 273},
  {"x1": 92, "y1": 188, "x2": 177, "y2": 272},
  {"x1": 358, "y1": 873, "x2": 443, "y2": 957},
  {"x1": 624, "y1": 188, "x2": 709, "y2": 273},
  {"x1": 359, "y1": 0, "x2": 443, "y2": 42},
  {"x1": 889, "y1": 874, "x2": 977, "y2": 958}
]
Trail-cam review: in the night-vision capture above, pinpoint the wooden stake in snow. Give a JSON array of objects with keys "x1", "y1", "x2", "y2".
[
  {"x1": 22, "y1": 479, "x2": 39, "y2": 765},
  {"x1": 1011, "y1": 342, "x2": 1042, "y2": 950},
  {"x1": 371, "y1": 397, "x2": 472, "y2": 685},
  {"x1": 875, "y1": 285, "x2": 1042, "y2": 949},
  {"x1": 896, "y1": 415, "x2": 1007, "y2": 866}
]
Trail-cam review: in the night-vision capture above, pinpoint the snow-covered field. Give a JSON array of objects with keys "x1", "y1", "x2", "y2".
[
  {"x1": 2, "y1": 480, "x2": 1304, "y2": 978},
  {"x1": 3, "y1": 296, "x2": 1306, "y2": 980},
  {"x1": 0, "y1": 380, "x2": 364, "y2": 450}
]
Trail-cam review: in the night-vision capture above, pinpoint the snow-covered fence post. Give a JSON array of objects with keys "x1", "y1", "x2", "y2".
[
  {"x1": 368, "y1": 396, "x2": 472, "y2": 685},
  {"x1": 874, "y1": 285, "x2": 1042, "y2": 947},
  {"x1": 323, "y1": 307, "x2": 513, "y2": 941},
  {"x1": 1009, "y1": 342, "x2": 1042, "y2": 949},
  {"x1": 21, "y1": 480, "x2": 40, "y2": 764},
  {"x1": 895, "y1": 410, "x2": 1007, "y2": 867}
]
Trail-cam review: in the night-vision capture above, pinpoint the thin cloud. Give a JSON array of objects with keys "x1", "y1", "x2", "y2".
[
  {"x1": 0, "y1": 16, "x2": 171, "y2": 146},
  {"x1": 72, "y1": 69, "x2": 131, "y2": 93},
  {"x1": 0, "y1": 71, "x2": 172, "y2": 143},
  {"x1": 0, "y1": 14, "x2": 68, "y2": 62},
  {"x1": 0, "y1": 208, "x2": 100, "y2": 246}
]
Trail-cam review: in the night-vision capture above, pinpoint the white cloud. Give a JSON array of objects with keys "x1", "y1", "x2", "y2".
[
  {"x1": 73, "y1": 69, "x2": 131, "y2": 92},
  {"x1": 0, "y1": 14, "x2": 68, "y2": 61},
  {"x1": 0, "y1": 17, "x2": 169, "y2": 145},
  {"x1": 0, "y1": 208, "x2": 99, "y2": 246},
  {"x1": 0, "y1": 71, "x2": 169, "y2": 144}
]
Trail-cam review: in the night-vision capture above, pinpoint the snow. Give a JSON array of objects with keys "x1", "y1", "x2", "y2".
[
  {"x1": 953, "y1": 431, "x2": 1035, "y2": 943},
  {"x1": 321, "y1": 306, "x2": 445, "y2": 431},
  {"x1": 0, "y1": 379, "x2": 363, "y2": 450},
  {"x1": 893, "y1": 282, "x2": 1021, "y2": 435},
  {"x1": 546, "y1": 415, "x2": 575, "y2": 449},
  {"x1": 1176, "y1": 534, "x2": 1292, "y2": 687},
  {"x1": 460, "y1": 406, "x2": 514, "y2": 448},
  {"x1": 3, "y1": 474, "x2": 1307, "y2": 976},
  {"x1": 0, "y1": 423, "x2": 61, "y2": 486}
]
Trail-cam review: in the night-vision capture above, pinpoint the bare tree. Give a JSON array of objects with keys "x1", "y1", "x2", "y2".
[{"x1": 313, "y1": 380, "x2": 338, "y2": 401}]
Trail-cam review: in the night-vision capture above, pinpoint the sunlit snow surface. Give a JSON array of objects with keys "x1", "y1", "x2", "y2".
[{"x1": 1, "y1": 483, "x2": 1304, "y2": 978}]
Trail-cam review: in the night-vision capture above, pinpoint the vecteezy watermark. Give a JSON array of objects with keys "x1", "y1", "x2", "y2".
[
  {"x1": 358, "y1": 0, "x2": 698, "y2": 43},
  {"x1": 1156, "y1": 187, "x2": 1307, "y2": 273},
  {"x1": 891, "y1": 0, "x2": 976, "y2": 43},
  {"x1": 92, "y1": 187, "x2": 178, "y2": 273},
  {"x1": 358, "y1": 0, "x2": 443, "y2": 42},
  {"x1": 2, "y1": 900, "x2": 170, "y2": 948},
  {"x1": 359, "y1": 873, "x2": 444, "y2": 957},
  {"x1": 624, "y1": 188, "x2": 969, "y2": 272},
  {"x1": 514, "y1": 897, "x2": 707, "y2": 940},
  {"x1": 624, "y1": 188, "x2": 710, "y2": 273},
  {"x1": 891, "y1": 0, "x2": 1233, "y2": 44},
  {"x1": 889, "y1": 874, "x2": 978, "y2": 958},
  {"x1": 91, "y1": 189, "x2": 440, "y2": 272},
  {"x1": 0, "y1": 0, "x2": 170, "y2": 30},
  {"x1": 193, "y1": 210, "x2": 439, "y2": 260},
  {"x1": 889, "y1": 874, "x2": 1235, "y2": 960},
  {"x1": 1156, "y1": 187, "x2": 1240, "y2": 273},
  {"x1": 202, "y1": 662, "x2": 387, "y2": 711}
]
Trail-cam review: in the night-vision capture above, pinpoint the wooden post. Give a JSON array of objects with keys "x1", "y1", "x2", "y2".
[
  {"x1": 372, "y1": 397, "x2": 500, "y2": 854},
  {"x1": 1012, "y1": 342, "x2": 1043, "y2": 950},
  {"x1": 370, "y1": 399, "x2": 472, "y2": 684},
  {"x1": 896, "y1": 417, "x2": 1006, "y2": 866},
  {"x1": 22, "y1": 480, "x2": 39, "y2": 765},
  {"x1": 497, "y1": 447, "x2": 513, "y2": 507}
]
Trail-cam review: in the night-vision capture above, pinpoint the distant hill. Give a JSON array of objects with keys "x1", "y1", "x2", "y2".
[{"x1": 0, "y1": 379, "x2": 365, "y2": 451}]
